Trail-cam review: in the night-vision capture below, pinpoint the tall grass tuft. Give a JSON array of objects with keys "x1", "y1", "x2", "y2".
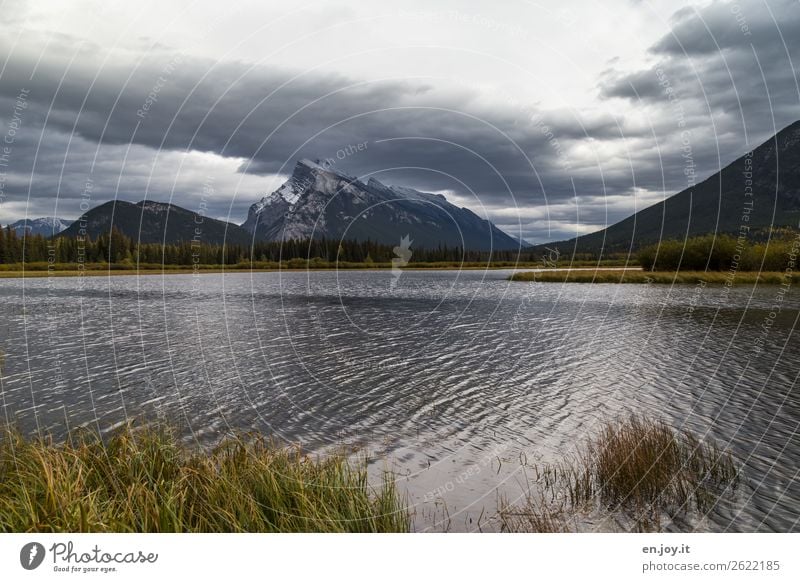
[
  {"x1": 0, "y1": 424, "x2": 409, "y2": 533},
  {"x1": 500, "y1": 416, "x2": 739, "y2": 532}
]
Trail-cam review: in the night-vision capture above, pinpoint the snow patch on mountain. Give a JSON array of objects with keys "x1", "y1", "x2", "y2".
[
  {"x1": 241, "y1": 159, "x2": 524, "y2": 250},
  {"x1": 7, "y1": 217, "x2": 70, "y2": 237}
]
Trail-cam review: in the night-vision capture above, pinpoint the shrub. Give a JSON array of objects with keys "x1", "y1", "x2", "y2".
[{"x1": 638, "y1": 232, "x2": 799, "y2": 272}]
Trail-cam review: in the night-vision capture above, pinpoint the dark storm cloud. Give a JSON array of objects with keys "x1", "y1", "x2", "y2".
[
  {"x1": 599, "y1": 0, "x2": 800, "y2": 146},
  {"x1": 2, "y1": 0, "x2": 798, "y2": 244},
  {"x1": 0, "y1": 29, "x2": 648, "y2": 242},
  {"x1": 591, "y1": 0, "x2": 800, "y2": 244},
  {"x1": 651, "y1": 0, "x2": 795, "y2": 56}
]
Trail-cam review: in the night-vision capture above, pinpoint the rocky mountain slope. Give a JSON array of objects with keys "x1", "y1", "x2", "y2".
[
  {"x1": 540, "y1": 120, "x2": 800, "y2": 255},
  {"x1": 241, "y1": 159, "x2": 522, "y2": 251}
]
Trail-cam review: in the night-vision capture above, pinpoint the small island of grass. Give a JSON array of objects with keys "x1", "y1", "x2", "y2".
[
  {"x1": 510, "y1": 233, "x2": 800, "y2": 285},
  {"x1": 508, "y1": 269, "x2": 795, "y2": 285}
]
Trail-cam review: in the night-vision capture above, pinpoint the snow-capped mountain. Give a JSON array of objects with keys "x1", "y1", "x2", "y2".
[
  {"x1": 7, "y1": 217, "x2": 70, "y2": 237},
  {"x1": 241, "y1": 159, "x2": 523, "y2": 250}
]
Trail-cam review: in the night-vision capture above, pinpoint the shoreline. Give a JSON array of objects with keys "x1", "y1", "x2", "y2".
[
  {"x1": 509, "y1": 269, "x2": 796, "y2": 285},
  {"x1": 0, "y1": 417, "x2": 738, "y2": 533},
  {"x1": 0, "y1": 263, "x2": 623, "y2": 278},
  {"x1": 1, "y1": 266, "x2": 524, "y2": 278},
  {"x1": 4, "y1": 265, "x2": 791, "y2": 286}
]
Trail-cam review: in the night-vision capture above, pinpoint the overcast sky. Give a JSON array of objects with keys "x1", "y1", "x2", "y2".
[{"x1": 0, "y1": 0, "x2": 797, "y2": 243}]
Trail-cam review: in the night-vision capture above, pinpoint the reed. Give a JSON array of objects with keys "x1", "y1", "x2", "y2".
[
  {"x1": 500, "y1": 416, "x2": 738, "y2": 532},
  {"x1": 0, "y1": 424, "x2": 409, "y2": 533}
]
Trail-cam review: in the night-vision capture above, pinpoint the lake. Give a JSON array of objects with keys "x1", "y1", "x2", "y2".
[{"x1": 0, "y1": 269, "x2": 797, "y2": 532}]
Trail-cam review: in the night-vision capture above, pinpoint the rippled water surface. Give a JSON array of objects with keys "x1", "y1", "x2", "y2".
[{"x1": 0, "y1": 269, "x2": 798, "y2": 531}]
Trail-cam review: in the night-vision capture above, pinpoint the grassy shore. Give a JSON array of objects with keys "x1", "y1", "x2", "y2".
[
  {"x1": 0, "y1": 268, "x2": 227, "y2": 278},
  {"x1": 0, "y1": 261, "x2": 542, "y2": 278},
  {"x1": 500, "y1": 416, "x2": 738, "y2": 532},
  {"x1": 0, "y1": 417, "x2": 739, "y2": 533},
  {"x1": 509, "y1": 268, "x2": 796, "y2": 285},
  {"x1": 0, "y1": 259, "x2": 639, "y2": 278},
  {"x1": 0, "y1": 425, "x2": 409, "y2": 533}
]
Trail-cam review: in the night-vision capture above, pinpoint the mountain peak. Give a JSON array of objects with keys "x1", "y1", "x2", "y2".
[
  {"x1": 7, "y1": 217, "x2": 70, "y2": 237},
  {"x1": 295, "y1": 158, "x2": 361, "y2": 184},
  {"x1": 241, "y1": 159, "x2": 522, "y2": 250},
  {"x1": 297, "y1": 158, "x2": 328, "y2": 173},
  {"x1": 59, "y1": 200, "x2": 251, "y2": 245}
]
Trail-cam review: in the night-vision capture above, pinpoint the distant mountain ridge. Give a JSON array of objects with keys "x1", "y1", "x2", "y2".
[
  {"x1": 48, "y1": 160, "x2": 523, "y2": 250},
  {"x1": 58, "y1": 200, "x2": 252, "y2": 245},
  {"x1": 241, "y1": 159, "x2": 523, "y2": 251},
  {"x1": 7, "y1": 217, "x2": 70, "y2": 237},
  {"x1": 539, "y1": 120, "x2": 800, "y2": 255}
]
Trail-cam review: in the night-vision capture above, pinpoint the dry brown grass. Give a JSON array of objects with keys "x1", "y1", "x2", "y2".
[
  {"x1": 0, "y1": 424, "x2": 409, "y2": 533},
  {"x1": 500, "y1": 416, "x2": 739, "y2": 532}
]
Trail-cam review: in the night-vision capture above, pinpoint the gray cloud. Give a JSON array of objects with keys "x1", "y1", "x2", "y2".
[
  {"x1": 0, "y1": 31, "x2": 644, "y2": 242},
  {"x1": 599, "y1": 0, "x2": 800, "y2": 146},
  {"x1": 591, "y1": 0, "x2": 800, "y2": 243},
  {"x1": 651, "y1": 0, "x2": 795, "y2": 56},
  {"x1": 1, "y1": 0, "x2": 798, "y2": 244}
]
